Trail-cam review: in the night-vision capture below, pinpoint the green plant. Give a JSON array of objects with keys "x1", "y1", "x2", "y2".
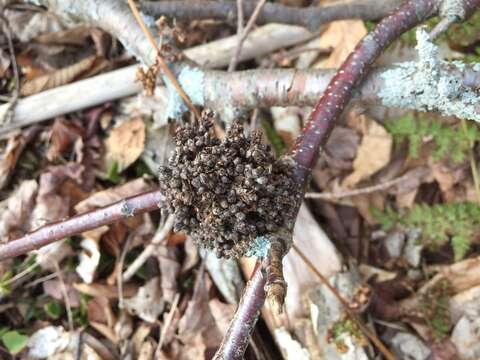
[
  {"x1": 420, "y1": 279, "x2": 453, "y2": 339},
  {"x1": 1, "y1": 330, "x2": 29, "y2": 355},
  {"x1": 385, "y1": 114, "x2": 480, "y2": 164},
  {"x1": 327, "y1": 316, "x2": 366, "y2": 353},
  {"x1": 373, "y1": 202, "x2": 480, "y2": 261}
]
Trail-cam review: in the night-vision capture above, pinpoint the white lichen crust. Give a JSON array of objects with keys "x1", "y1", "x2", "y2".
[{"x1": 379, "y1": 28, "x2": 480, "y2": 122}]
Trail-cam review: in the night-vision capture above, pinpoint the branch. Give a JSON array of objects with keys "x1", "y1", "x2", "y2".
[
  {"x1": 141, "y1": 0, "x2": 403, "y2": 32},
  {"x1": 213, "y1": 260, "x2": 266, "y2": 359},
  {"x1": 3, "y1": 59, "x2": 478, "y2": 136},
  {"x1": 215, "y1": 0, "x2": 480, "y2": 358},
  {"x1": 201, "y1": 62, "x2": 480, "y2": 120},
  {"x1": 0, "y1": 190, "x2": 163, "y2": 261},
  {"x1": 0, "y1": 24, "x2": 311, "y2": 135}
]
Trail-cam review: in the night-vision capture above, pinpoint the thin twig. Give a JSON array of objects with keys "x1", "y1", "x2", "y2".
[
  {"x1": 0, "y1": 14, "x2": 20, "y2": 124},
  {"x1": 236, "y1": 0, "x2": 244, "y2": 35},
  {"x1": 53, "y1": 260, "x2": 74, "y2": 332},
  {"x1": 228, "y1": 0, "x2": 267, "y2": 71},
  {"x1": 126, "y1": 0, "x2": 200, "y2": 118},
  {"x1": 0, "y1": 190, "x2": 164, "y2": 261},
  {"x1": 141, "y1": 0, "x2": 403, "y2": 32},
  {"x1": 1, "y1": 258, "x2": 38, "y2": 287},
  {"x1": 117, "y1": 234, "x2": 134, "y2": 309},
  {"x1": 122, "y1": 214, "x2": 175, "y2": 281},
  {"x1": 429, "y1": 17, "x2": 454, "y2": 40},
  {"x1": 305, "y1": 168, "x2": 428, "y2": 200},
  {"x1": 292, "y1": 244, "x2": 396, "y2": 360},
  {"x1": 157, "y1": 292, "x2": 180, "y2": 352}
]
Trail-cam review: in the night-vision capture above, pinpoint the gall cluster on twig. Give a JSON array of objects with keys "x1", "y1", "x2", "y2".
[{"x1": 158, "y1": 110, "x2": 299, "y2": 258}]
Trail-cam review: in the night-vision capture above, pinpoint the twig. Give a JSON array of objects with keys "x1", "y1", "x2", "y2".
[
  {"x1": 292, "y1": 244, "x2": 395, "y2": 360},
  {"x1": 53, "y1": 260, "x2": 74, "y2": 332},
  {"x1": 1, "y1": 258, "x2": 38, "y2": 287},
  {"x1": 213, "y1": 260, "x2": 266, "y2": 360},
  {"x1": 236, "y1": 0, "x2": 244, "y2": 35},
  {"x1": 305, "y1": 167, "x2": 429, "y2": 200},
  {"x1": 126, "y1": 0, "x2": 200, "y2": 118},
  {"x1": 0, "y1": 14, "x2": 20, "y2": 124},
  {"x1": 0, "y1": 190, "x2": 164, "y2": 261},
  {"x1": 117, "y1": 233, "x2": 134, "y2": 309},
  {"x1": 228, "y1": 0, "x2": 267, "y2": 71},
  {"x1": 122, "y1": 214, "x2": 175, "y2": 281},
  {"x1": 157, "y1": 292, "x2": 180, "y2": 352},
  {"x1": 141, "y1": 0, "x2": 403, "y2": 32}
]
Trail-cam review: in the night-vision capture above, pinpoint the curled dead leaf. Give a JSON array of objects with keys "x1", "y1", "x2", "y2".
[
  {"x1": 76, "y1": 226, "x2": 108, "y2": 284},
  {"x1": 21, "y1": 55, "x2": 98, "y2": 96},
  {"x1": 343, "y1": 116, "x2": 392, "y2": 188},
  {"x1": 104, "y1": 117, "x2": 146, "y2": 172},
  {"x1": 74, "y1": 178, "x2": 153, "y2": 214},
  {"x1": 124, "y1": 277, "x2": 164, "y2": 323},
  {"x1": 0, "y1": 180, "x2": 38, "y2": 242},
  {"x1": 46, "y1": 118, "x2": 84, "y2": 161}
]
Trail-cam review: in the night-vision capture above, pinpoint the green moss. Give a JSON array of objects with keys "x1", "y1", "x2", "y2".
[
  {"x1": 373, "y1": 202, "x2": 480, "y2": 261},
  {"x1": 385, "y1": 114, "x2": 480, "y2": 164},
  {"x1": 420, "y1": 279, "x2": 453, "y2": 339},
  {"x1": 327, "y1": 316, "x2": 366, "y2": 353}
]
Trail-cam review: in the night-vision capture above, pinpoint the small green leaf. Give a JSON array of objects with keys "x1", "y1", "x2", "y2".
[
  {"x1": 107, "y1": 161, "x2": 124, "y2": 184},
  {"x1": 1, "y1": 331, "x2": 29, "y2": 355},
  {"x1": 44, "y1": 300, "x2": 62, "y2": 320}
]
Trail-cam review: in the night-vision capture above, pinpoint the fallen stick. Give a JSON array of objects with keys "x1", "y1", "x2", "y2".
[
  {"x1": 0, "y1": 190, "x2": 163, "y2": 261},
  {"x1": 0, "y1": 24, "x2": 311, "y2": 135}
]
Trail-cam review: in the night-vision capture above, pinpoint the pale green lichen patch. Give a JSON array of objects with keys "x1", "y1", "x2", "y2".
[
  {"x1": 245, "y1": 236, "x2": 271, "y2": 258},
  {"x1": 440, "y1": 0, "x2": 466, "y2": 21},
  {"x1": 379, "y1": 28, "x2": 480, "y2": 122},
  {"x1": 164, "y1": 66, "x2": 205, "y2": 119}
]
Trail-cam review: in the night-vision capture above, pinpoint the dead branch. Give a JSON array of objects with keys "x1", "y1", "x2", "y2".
[
  {"x1": 0, "y1": 24, "x2": 311, "y2": 135},
  {"x1": 2, "y1": 60, "x2": 478, "y2": 136},
  {"x1": 141, "y1": 0, "x2": 403, "y2": 32},
  {"x1": 0, "y1": 190, "x2": 164, "y2": 261}
]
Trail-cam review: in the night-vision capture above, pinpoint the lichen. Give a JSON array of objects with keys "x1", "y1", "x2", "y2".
[
  {"x1": 379, "y1": 28, "x2": 480, "y2": 122},
  {"x1": 244, "y1": 236, "x2": 271, "y2": 258},
  {"x1": 164, "y1": 66, "x2": 205, "y2": 120},
  {"x1": 440, "y1": 0, "x2": 466, "y2": 21}
]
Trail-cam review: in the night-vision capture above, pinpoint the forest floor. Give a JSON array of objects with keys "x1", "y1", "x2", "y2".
[{"x1": 1, "y1": 1, "x2": 480, "y2": 359}]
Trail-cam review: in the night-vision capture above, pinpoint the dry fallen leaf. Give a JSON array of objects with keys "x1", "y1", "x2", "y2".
[
  {"x1": 76, "y1": 226, "x2": 108, "y2": 284},
  {"x1": 74, "y1": 177, "x2": 153, "y2": 214},
  {"x1": 0, "y1": 127, "x2": 40, "y2": 190},
  {"x1": 46, "y1": 117, "x2": 84, "y2": 161},
  {"x1": 155, "y1": 244, "x2": 180, "y2": 304},
  {"x1": 31, "y1": 164, "x2": 83, "y2": 269},
  {"x1": 73, "y1": 282, "x2": 137, "y2": 299},
  {"x1": 315, "y1": 20, "x2": 367, "y2": 69},
  {"x1": 104, "y1": 117, "x2": 146, "y2": 172},
  {"x1": 43, "y1": 272, "x2": 81, "y2": 308},
  {"x1": 178, "y1": 271, "x2": 222, "y2": 349},
  {"x1": 343, "y1": 116, "x2": 392, "y2": 188},
  {"x1": 0, "y1": 48, "x2": 11, "y2": 78},
  {"x1": 5, "y1": 9, "x2": 64, "y2": 43},
  {"x1": 0, "y1": 180, "x2": 38, "y2": 242},
  {"x1": 21, "y1": 55, "x2": 98, "y2": 96},
  {"x1": 124, "y1": 277, "x2": 165, "y2": 323}
]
